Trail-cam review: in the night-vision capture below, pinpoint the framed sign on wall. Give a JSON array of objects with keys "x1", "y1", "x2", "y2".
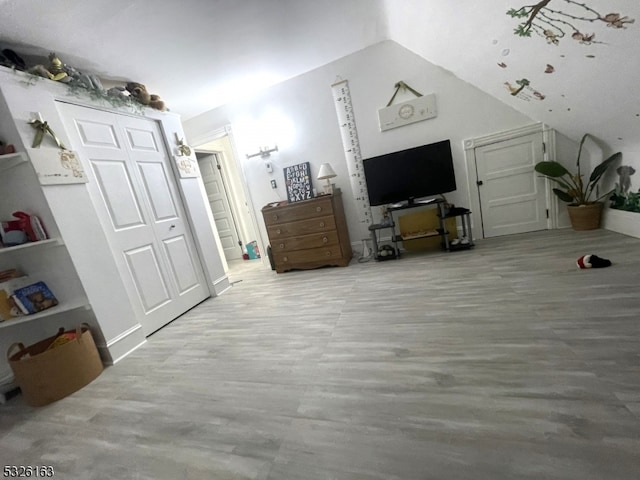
[{"x1": 284, "y1": 162, "x2": 314, "y2": 203}]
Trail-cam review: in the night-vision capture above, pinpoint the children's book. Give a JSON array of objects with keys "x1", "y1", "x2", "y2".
[{"x1": 11, "y1": 281, "x2": 58, "y2": 314}]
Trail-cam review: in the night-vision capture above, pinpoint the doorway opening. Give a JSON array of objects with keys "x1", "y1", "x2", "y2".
[{"x1": 193, "y1": 127, "x2": 263, "y2": 269}]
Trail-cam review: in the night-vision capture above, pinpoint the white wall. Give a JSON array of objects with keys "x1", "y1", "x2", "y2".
[{"x1": 184, "y1": 40, "x2": 538, "y2": 250}]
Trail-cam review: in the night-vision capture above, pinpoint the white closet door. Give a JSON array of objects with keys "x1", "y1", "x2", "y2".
[
  {"x1": 58, "y1": 103, "x2": 208, "y2": 336},
  {"x1": 475, "y1": 132, "x2": 548, "y2": 238}
]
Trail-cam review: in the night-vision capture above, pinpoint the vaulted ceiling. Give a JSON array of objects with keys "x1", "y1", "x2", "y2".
[{"x1": 1, "y1": 0, "x2": 638, "y2": 150}]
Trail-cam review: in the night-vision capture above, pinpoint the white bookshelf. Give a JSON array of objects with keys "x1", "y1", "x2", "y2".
[
  {"x1": 0, "y1": 151, "x2": 94, "y2": 390},
  {"x1": 0, "y1": 238, "x2": 61, "y2": 255},
  {"x1": 0, "y1": 300, "x2": 90, "y2": 330},
  {"x1": 0, "y1": 152, "x2": 26, "y2": 172}
]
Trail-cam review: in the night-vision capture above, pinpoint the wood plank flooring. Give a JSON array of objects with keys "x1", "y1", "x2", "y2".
[{"x1": 1, "y1": 229, "x2": 639, "y2": 479}]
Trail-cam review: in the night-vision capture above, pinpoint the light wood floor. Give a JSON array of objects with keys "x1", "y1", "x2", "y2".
[{"x1": 1, "y1": 229, "x2": 639, "y2": 479}]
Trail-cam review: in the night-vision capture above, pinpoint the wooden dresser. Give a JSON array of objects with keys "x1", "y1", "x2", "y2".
[{"x1": 262, "y1": 190, "x2": 352, "y2": 273}]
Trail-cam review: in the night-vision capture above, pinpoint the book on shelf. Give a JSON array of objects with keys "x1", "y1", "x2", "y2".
[
  {"x1": 0, "y1": 272, "x2": 31, "y2": 321},
  {"x1": 11, "y1": 281, "x2": 58, "y2": 315},
  {"x1": 0, "y1": 269, "x2": 22, "y2": 282}
]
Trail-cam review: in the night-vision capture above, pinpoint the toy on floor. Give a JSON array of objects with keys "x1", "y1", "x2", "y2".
[{"x1": 577, "y1": 254, "x2": 612, "y2": 269}]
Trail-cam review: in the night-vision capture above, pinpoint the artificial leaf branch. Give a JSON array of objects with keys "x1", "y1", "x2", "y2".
[
  {"x1": 507, "y1": 1, "x2": 634, "y2": 45},
  {"x1": 28, "y1": 118, "x2": 67, "y2": 150}
]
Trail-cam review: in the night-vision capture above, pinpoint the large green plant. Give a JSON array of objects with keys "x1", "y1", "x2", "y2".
[{"x1": 534, "y1": 134, "x2": 621, "y2": 205}]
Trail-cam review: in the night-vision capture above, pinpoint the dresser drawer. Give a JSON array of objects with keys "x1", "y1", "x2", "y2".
[
  {"x1": 267, "y1": 215, "x2": 336, "y2": 239},
  {"x1": 263, "y1": 197, "x2": 334, "y2": 226},
  {"x1": 273, "y1": 244, "x2": 344, "y2": 265},
  {"x1": 271, "y1": 231, "x2": 339, "y2": 253}
]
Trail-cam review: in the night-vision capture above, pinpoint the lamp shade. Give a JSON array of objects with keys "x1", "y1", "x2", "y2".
[{"x1": 317, "y1": 163, "x2": 337, "y2": 180}]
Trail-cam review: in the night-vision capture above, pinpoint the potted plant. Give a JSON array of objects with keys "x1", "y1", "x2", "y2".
[{"x1": 534, "y1": 134, "x2": 621, "y2": 230}]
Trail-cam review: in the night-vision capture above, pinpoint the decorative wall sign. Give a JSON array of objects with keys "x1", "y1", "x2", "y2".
[
  {"x1": 28, "y1": 149, "x2": 88, "y2": 185},
  {"x1": 378, "y1": 94, "x2": 437, "y2": 131},
  {"x1": 173, "y1": 155, "x2": 199, "y2": 178},
  {"x1": 378, "y1": 81, "x2": 437, "y2": 131},
  {"x1": 284, "y1": 162, "x2": 313, "y2": 203}
]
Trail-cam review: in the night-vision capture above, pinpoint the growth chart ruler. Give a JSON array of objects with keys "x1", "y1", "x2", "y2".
[{"x1": 331, "y1": 79, "x2": 372, "y2": 226}]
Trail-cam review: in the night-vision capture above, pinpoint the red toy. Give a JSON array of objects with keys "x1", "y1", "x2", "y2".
[{"x1": 3, "y1": 212, "x2": 47, "y2": 242}]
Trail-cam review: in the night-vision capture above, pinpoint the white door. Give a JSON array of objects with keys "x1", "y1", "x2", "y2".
[
  {"x1": 475, "y1": 132, "x2": 548, "y2": 237},
  {"x1": 197, "y1": 153, "x2": 242, "y2": 261},
  {"x1": 59, "y1": 103, "x2": 209, "y2": 336}
]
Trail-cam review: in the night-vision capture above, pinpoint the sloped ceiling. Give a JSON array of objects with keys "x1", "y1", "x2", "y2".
[
  {"x1": 385, "y1": 0, "x2": 640, "y2": 151},
  {"x1": 0, "y1": 0, "x2": 638, "y2": 151}
]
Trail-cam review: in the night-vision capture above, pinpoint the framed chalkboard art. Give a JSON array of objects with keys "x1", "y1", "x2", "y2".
[{"x1": 284, "y1": 162, "x2": 314, "y2": 203}]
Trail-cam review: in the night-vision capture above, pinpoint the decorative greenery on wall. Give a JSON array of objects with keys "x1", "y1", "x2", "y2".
[
  {"x1": 508, "y1": 1, "x2": 635, "y2": 45},
  {"x1": 502, "y1": 2, "x2": 635, "y2": 105},
  {"x1": 14, "y1": 67, "x2": 145, "y2": 114}
]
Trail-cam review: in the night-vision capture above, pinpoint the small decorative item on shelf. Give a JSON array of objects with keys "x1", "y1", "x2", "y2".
[
  {"x1": 380, "y1": 206, "x2": 393, "y2": 226},
  {"x1": 377, "y1": 244, "x2": 397, "y2": 260},
  {"x1": 440, "y1": 194, "x2": 454, "y2": 215},
  {"x1": 0, "y1": 140, "x2": 16, "y2": 155},
  {"x1": 1, "y1": 230, "x2": 27, "y2": 246},
  {"x1": 0, "y1": 211, "x2": 48, "y2": 246}
]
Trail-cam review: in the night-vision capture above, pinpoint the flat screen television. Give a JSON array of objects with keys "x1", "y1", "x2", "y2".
[{"x1": 362, "y1": 139, "x2": 456, "y2": 206}]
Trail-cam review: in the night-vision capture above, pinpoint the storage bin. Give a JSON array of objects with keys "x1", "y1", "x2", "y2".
[{"x1": 7, "y1": 324, "x2": 103, "y2": 407}]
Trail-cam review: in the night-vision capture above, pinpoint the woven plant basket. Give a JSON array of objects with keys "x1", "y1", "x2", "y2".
[{"x1": 567, "y1": 202, "x2": 603, "y2": 231}]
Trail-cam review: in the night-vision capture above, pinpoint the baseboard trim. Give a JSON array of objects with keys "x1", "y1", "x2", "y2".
[
  {"x1": 101, "y1": 324, "x2": 147, "y2": 365},
  {"x1": 602, "y1": 208, "x2": 640, "y2": 239},
  {"x1": 213, "y1": 275, "x2": 231, "y2": 296}
]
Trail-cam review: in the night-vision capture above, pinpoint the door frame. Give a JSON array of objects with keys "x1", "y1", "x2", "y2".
[
  {"x1": 190, "y1": 125, "x2": 267, "y2": 267},
  {"x1": 464, "y1": 123, "x2": 558, "y2": 238}
]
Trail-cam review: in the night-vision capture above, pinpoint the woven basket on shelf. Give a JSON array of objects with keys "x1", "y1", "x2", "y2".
[{"x1": 567, "y1": 202, "x2": 603, "y2": 231}]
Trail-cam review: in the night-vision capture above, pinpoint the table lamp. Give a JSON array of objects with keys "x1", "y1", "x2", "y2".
[{"x1": 317, "y1": 163, "x2": 337, "y2": 194}]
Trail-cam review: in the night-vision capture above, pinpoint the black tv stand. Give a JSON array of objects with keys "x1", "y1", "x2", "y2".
[{"x1": 368, "y1": 198, "x2": 474, "y2": 260}]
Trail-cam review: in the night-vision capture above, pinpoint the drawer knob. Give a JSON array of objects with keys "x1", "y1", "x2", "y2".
[
  {"x1": 322, "y1": 236, "x2": 328, "y2": 244},
  {"x1": 319, "y1": 222, "x2": 325, "y2": 228},
  {"x1": 316, "y1": 206, "x2": 322, "y2": 212},
  {"x1": 279, "y1": 243, "x2": 285, "y2": 249},
  {"x1": 276, "y1": 228, "x2": 281, "y2": 235},
  {"x1": 283, "y1": 256, "x2": 288, "y2": 262},
  {"x1": 272, "y1": 214, "x2": 278, "y2": 221},
  {"x1": 325, "y1": 251, "x2": 332, "y2": 257}
]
